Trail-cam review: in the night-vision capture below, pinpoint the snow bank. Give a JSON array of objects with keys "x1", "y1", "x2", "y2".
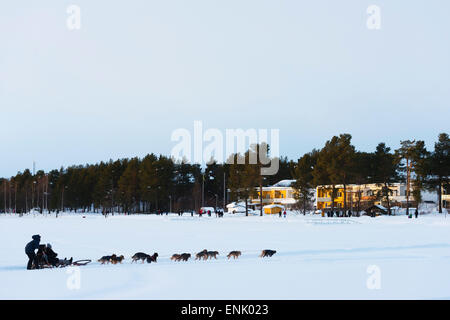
[{"x1": 1, "y1": 212, "x2": 450, "y2": 299}]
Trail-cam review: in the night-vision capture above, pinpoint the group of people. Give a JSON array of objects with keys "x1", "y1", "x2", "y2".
[
  {"x1": 153, "y1": 209, "x2": 225, "y2": 217},
  {"x1": 197, "y1": 210, "x2": 224, "y2": 218},
  {"x1": 409, "y1": 208, "x2": 420, "y2": 219},
  {"x1": 278, "y1": 210, "x2": 287, "y2": 218},
  {"x1": 25, "y1": 235, "x2": 72, "y2": 270},
  {"x1": 323, "y1": 210, "x2": 356, "y2": 218}
]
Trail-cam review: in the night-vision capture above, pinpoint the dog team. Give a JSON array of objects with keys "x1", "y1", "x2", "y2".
[{"x1": 97, "y1": 249, "x2": 276, "y2": 264}]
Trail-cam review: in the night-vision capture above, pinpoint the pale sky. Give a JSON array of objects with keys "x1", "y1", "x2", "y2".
[{"x1": 1, "y1": 1, "x2": 449, "y2": 177}]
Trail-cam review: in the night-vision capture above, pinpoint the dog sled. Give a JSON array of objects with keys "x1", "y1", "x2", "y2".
[
  {"x1": 32, "y1": 258, "x2": 92, "y2": 270},
  {"x1": 30, "y1": 244, "x2": 92, "y2": 269}
]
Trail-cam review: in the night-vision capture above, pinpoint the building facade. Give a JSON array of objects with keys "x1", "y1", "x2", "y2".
[
  {"x1": 443, "y1": 186, "x2": 450, "y2": 209},
  {"x1": 249, "y1": 180, "x2": 297, "y2": 211},
  {"x1": 315, "y1": 183, "x2": 411, "y2": 211}
]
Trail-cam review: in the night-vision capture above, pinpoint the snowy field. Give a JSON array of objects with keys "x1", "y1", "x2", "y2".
[{"x1": 1, "y1": 212, "x2": 450, "y2": 299}]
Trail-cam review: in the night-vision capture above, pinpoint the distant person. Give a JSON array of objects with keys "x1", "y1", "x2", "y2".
[
  {"x1": 415, "y1": 208, "x2": 419, "y2": 218},
  {"x1": 191, "y1": 211, "x2": 194, "y2": 217},
  {"x1": 348, "y1": 210, "x2": 352, "y2": 217},
  {"x1": 25, "y1": 234, "x2": 41, "y2": 270},
  {"x1": 283, "y1": 210, "x2": 286, "y2": 218},
  {"x1": 279, "y1": 211, "x2": 282, "y2": 217}
]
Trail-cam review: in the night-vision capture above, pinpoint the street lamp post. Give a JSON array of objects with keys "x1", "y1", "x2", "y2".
[
  {"x1": 147, "y1": 186, "x2": 151, "y2": 213},
  {"x1": 223, "y1": 172, "x2": 226, "y2": 211},
  {"x1": 61, "y1": 185, "x2": 68, "y2": 213},
  {"x1": 111, "y1": 170, "x2": 114, "y2": 215},
  {"x1": 32, "y1": 181, "x2": 37, "y2": 212},
  {"x1": 202, "y1": 173, "x2": 205, "y2": 208},
  {"x1": 111, "y1": 181, "x2": 114, "y2": 216},
  {"x1": 207, "y1": 190, "x2": 218, "y2": 214},
  {"x1": 14, "y1": 180, "x2": 17, "y2": 214},
  {"x1": 3, "y1": 180, "x2": 6, "y2": 214}
]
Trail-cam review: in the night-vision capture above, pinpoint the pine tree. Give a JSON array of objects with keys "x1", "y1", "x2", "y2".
[
  {"x1": 293, "y1": 152, "x2": 315, "y2": 214},
  {"x1": 419, "y1": 133, "x2": 450, "y2": 213},
  {"x1": 373, "y1": 143, "x2": 400, "y2": 215},
  {"x1": 396, "y1": 140, "x2": 428, "y2": 215},
  {"x1": 118, "y1": 158, "x2": 140, "y2": 213},
  {"x1": 313, "y1": 134, "x2": 355, "y2": 212}
]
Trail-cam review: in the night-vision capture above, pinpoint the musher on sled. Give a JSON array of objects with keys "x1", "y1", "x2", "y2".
[{"x1": 25, "y1": 235, "x2": 73, "y2": 269}]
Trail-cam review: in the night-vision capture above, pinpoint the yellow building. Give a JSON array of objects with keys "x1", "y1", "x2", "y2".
[
  {"x1": 443, "y1": 186, "x2": 450, "y2": 209},
  {"x1": 250, "y1": 180, "x2": 297, "y2": 212},
  {"x1": 315, "y1": 183, "x2": 408, "y2": 211}
]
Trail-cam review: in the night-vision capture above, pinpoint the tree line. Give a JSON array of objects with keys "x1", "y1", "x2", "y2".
[
  {"x1": 0, "y1": 151, "x2": 292, "y2": 215},
  {"x1": 0, "y1": 133, "x2": 448, "y2": 215},
  {"x1": 292, "y1": 133, "x2": 449, "y2": 215}
]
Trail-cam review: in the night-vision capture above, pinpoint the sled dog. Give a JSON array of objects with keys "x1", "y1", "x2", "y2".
[
  {"x1": 260, "y1": 250, "x2": 276, "y2": 258},
  {"x1": 171, "y1": 254, "x2": 181, "y2": 261},
  {"x1": 111, "y1": 255, "x2": 125, "y2": 264},
  {"x1": 206, "y1": 251, "x2": 219, "y2": 260},
  {"x1": 132, "y1": 252, "x2": 150, "y2": 263},
  {"x1": 98, "y1": 254, "x2": 116, "y2": 264},
  {"x1": 147, "y1": 252, "x2": 158, "y2": 263},
  {"x1": 195, "y1": 249, "x2": 208, "y2": 260},
  {"x1": 227, "y1": 251, "x2": 241, "y2": 259},
  {"x1": 179, "y1": 253, "x2": 191, "y2": 261}
]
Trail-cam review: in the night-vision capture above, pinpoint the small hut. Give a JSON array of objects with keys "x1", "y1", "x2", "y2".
[
  {"x1": 263, "y1": 204, "x2": 285, "y2": 214},
  {"x1": 365, "y1": 205, "x2": 388, "y2": 216}
]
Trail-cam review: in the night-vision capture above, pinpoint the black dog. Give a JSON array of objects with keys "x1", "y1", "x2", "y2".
[
  {"x1": 260, "y1": 249, "x2": 277, "y2": 258},
  {"x1": 146, "y1": 253, "x2": 158, "y2": 263}
]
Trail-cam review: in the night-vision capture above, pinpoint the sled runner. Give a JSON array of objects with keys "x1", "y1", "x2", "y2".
[
  {"x1": 71, "y1": 259, "x2": 91, "y2": 266},
  {"x1": 31, "y1": 258, "x2": 91, "y2": 269}
]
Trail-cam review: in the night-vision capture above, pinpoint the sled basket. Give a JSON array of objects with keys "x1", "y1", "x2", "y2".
[{"x1": 72, "y1": 259, "x2": 91, "y2": 266}]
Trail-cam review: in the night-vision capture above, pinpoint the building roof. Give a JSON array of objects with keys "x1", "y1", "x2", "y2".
[
  {"x1": 272, "y1": 180, "x2": 296, "y2": 187},
  {"x1": 316, "y1": 182, "x2": 405, "y2": 189},
  {"x1": 366, "y1": 204, "x2": 388, "y2": 213},
  {"x1": 226, "y1": 202, "x2": 244, "y2": 209},
  {"x1": 263, "y1": 204, "x2": 285, "y2": 209}
]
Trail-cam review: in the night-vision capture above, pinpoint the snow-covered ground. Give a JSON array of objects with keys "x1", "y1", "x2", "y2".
[{"x1": 1, "y1": 211, "x2": 450, "y2": 299}]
